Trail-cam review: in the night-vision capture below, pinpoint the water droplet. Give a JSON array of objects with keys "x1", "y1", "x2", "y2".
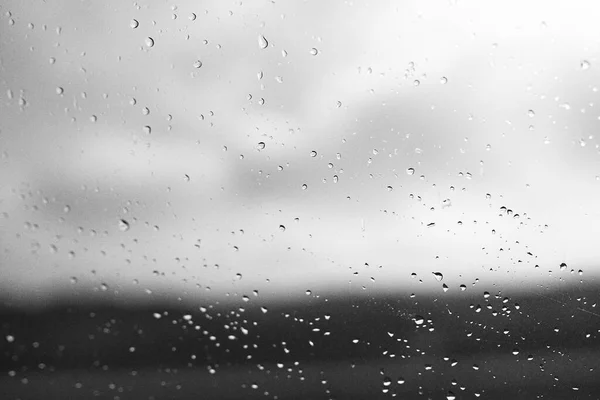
[
  {"x1": 442, "y1": 283, "x2": 449, "y2": 292},
  {"x1": 432, "y1": 272, "x2": 443, "y2": 281},
  {"x1": 100, "y1": 283, "x2": 109, "y2": 291},
  {"x1": 387, "y1": 186, "x2": 393, "y2": 192},
  {"x1": 310, "y1": 150, "x2": 317, "y2": 157},
  {"x1": 145, "y1": 37, "x2": 154, "y2": 48},
  {"x1": 189, "y1": 13, "x2": 197, "y2": 21},
  {"x1": 143, "y1": 125, "x2": 151, "y2": 134},
  {"x1": 235, "y1": 273, "x2": 242, "y2": 280},
  {"x1": 528, "y1": 109, "x2": 535, "y2": 117},
  {"x1": 581, "y1": 60, "x2": 591, "y2": 70},
  {"x1": 130, "y1": 19, "x2": 139, "y2": 29},
  {"x1": 6, "y1": 335, "x2": 14, "y2": 343},
  {"x1": 305, "y1": 289, "x2": 312, "y2": 295},
  {"x1": 56, "y1": 87, "x2": 64, "y2": 95},
  {"x1": 559, "y1": 262, "x2": 567, "y2": 271},
  {"x1": 70, "y1": 277, "x2": 78, "y2": 284},
  {"x1": 447, "y1": 392, "x2": 456, "y2": 400},
  {"x1": 279, "y1": 225, "x2": 286, "y2": 232},
  {"x1": 397, "y1": 377, "x2": 405, "y2": 384},
  {"x1": 413, "y1": 80, "x2": 420, "y2": 86},
  {"x1": 193, "y1": 60, "x2": 202, "y2": 69},
  {"x1": 440, "y1": 76, "x2": 448, "y2": 84},
  {"x1": 258, "y1": 35, "x2": 268, "y2": 49},
  {"x1": 257, "y1": 142, "x2": 265, "y2": 150},
  {"x1": 406, "y1": 167, "x2": 415, "y2": 175},
  {"x1": 310, "y1": 47, "x2": 319, "y2": 56},
  {"x1": 414, "y1": 315, "x2": 424, "y2": 325},
  {"x1": 118, "y1": 219, "x2": 130, "y2": 232},
  {"x1": 333, "y1": 175, "x2": 338, "y2": 183},
  {"x1": 383, "y1": 377, "x2": 392, "y2": 387},
  {"x1": 301, "y1": 184, "x2": 308, "y2": 190}
]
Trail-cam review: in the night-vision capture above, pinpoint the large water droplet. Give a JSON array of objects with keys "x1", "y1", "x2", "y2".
[
  {"x1": 432, "y1": 272, "x2": 444, "y2": 281},
  {"x1": 145, "y1": 37, "x2": 154, "y2": 48},
  {"x1": 258, "y1": 35, "x2": 268, "y2": 49},
  {"x1": 413, "y1": 315, "x2": 424, "y2": 325}
]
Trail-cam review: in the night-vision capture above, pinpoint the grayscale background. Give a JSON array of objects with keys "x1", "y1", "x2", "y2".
[{"x1": 1, "y1": 1, "x2": 600, "y2": 399}]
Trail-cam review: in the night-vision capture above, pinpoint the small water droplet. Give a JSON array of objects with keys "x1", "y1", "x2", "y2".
[
  {"x1": 406, "y1": 167, "x2": 415, "y2": 175},
  {"x1": 414, "y1": 315, "x2": 424, "y2": 325},
  {"x1": 130, "y1": 19, "x2": 139, "y2": 29},
  {"x1": 258, "y1": 35, "x2": 268, "y2": 49},
  {"x1": 310, "y1": 150, "x2": 317, "y2": 157},
  {"x1": 413, "y1": 80, "x2": 420, "y2": 86},
  {"x1": 56, "y1": 87, "x2": 64, "y2": 95},
  {"x1": 301, "y1": 184, "x2": 308, "y2": 190},
  {"x1": 310, "y1": 47, "x2": 319, "y2": 56},
  {"x1": 432, "y1": 272, "x2": 444, "y2": 281},
  {"x1": 440, "y1": 76, "x2": 448, "y2": 84},
  {"x1": 145, "y1": 37, "x2": 154, "y2": 48},
  {"x1": 279, "y1": 225, "x2": 286, "y2": 232},
  {"x1": 528, "y1": 109, "x2": 535, "y2": 117},
  {"x1": 193, "y1": 60, "x2": 202, "y2": 69},
  {"x1": 581, "y1": 60, "x2": 591, "y2": 70},
  {"x1": 118, "y1": 219, "x2": 130, "y2": 232}
]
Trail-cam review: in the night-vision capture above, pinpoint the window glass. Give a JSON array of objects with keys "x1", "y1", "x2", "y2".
[{"x1": 1, "y1": 1, "x2": 599, "y2": 398}]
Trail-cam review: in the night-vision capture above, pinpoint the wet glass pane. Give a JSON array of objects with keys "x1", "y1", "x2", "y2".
[{"x1": 1, "y1": 1, "x2": 600, "y2": 399}]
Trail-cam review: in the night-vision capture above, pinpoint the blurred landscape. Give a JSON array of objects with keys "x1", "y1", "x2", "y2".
[
  {"x1": 2, "y1": 282, "x2": 599, "y2": 399},
  {"x1": 2, "y1": 0, "x2": 600, "y2": 399}
]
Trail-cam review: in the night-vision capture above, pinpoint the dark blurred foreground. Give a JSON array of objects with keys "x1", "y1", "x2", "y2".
[{"x1": 1, "y1": 284, "x2": 599, "y2": 399}]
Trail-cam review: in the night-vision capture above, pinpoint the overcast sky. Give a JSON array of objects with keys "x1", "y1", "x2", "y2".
[{"x1": 1, "y1": 0, "x2": 600, "y2": 305}]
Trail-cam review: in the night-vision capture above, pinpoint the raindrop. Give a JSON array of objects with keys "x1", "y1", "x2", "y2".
[
  {"x1": 528, "y1": 109, "x2": 535, "y2": 117},
  {"x1": 432, "y1": 272, "x2": 444, "y2": 281},
  {"x1": 413, "y1": 315, "x2": 425, "y2": 325},
  {"x1": 56, "y1": 87, "x2": 64, "y2": 95},
  {"x1": 145, "y1": 37, "x2": 154, "y2": 48},
  {"x1": 413, "y1": 80, "x2": 420, "y2": 86},
  {"x1": 258, "y1": 35, "x2": 268, "y2": 49},
  {"x1": 310, "y1": 48, "x2": 319, "y2": 56},
  {"x1": 279, "y1": 225, "x2": 286, "y2": 232},
  {"x1": 581, "y1": 60, "x2": 591, "y2": 70},
  {"x1": 70, "y1": 277, "x2": 78, "y2": 284},
  {"x1": 333, "y1": 175, "x2": 338, "y2": 183},
  {"x1": 257, "y1": 142, "x2": 265, "y2": 150},
  {"x1": 143, "y1": 125, "x2": 151, "y2": 134},
  {"x1": 193, "y1": 60, "x2": 202, "y2": 69},
  {"x1": 118, "y1": 219, "x2": 130, "y2": 232},
  {"x1": 301, "y1": 184, "x2": 308, "y2": 190},
  {"x1": 383, "y1": 377, "x2": 392, "y2": 387},
  {"x1": 442, "y1": 283, "x2": 449, "y2": 292},
  {"x1": 397, "y1": 377, "x2": 405, "y2": 384},
  {"x1": 235, "y1": 273, "x2": 242, "y2": 280},
  {"x1": 560, "y1": 262, "x2": 567, "y2": 271},
  {"x1": 130, "y1": 19, "x2": 139, "y2": 29},
  {"x1": 310, "y1": 150, "x2": 317, "y2": 157},
  {"x1": 440, "y1": 76, "x2": 448, "y2": 84},
  {"x1": 406, "y1": 167, "x2": 415, "y2": 175}
]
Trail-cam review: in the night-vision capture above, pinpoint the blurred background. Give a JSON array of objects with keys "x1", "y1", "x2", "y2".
[{"x1": 1, "y1": 0, "x2": 600, "y2": 398}]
